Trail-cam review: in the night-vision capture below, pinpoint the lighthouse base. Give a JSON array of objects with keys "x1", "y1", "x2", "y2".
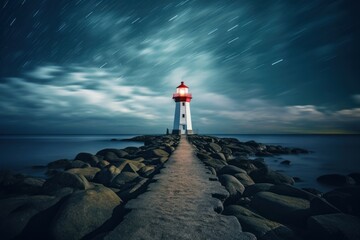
[{"x1": 172, "y1": 129, "x2": 193, "y2": 135}]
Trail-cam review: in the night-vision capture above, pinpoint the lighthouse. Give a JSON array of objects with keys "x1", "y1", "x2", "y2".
[{"x1": 172, "y1": 81, "x2": 193, "y2": 135}]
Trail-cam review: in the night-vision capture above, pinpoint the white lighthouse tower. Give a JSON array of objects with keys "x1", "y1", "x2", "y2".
[{"x1": 172, "y1": 81, "x2": 193, "y2": 135}]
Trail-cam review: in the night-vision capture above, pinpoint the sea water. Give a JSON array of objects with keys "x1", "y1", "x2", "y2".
[
  {"x1": 0, "y1": 134, "x2": 359, "y2": 191},
  {"x1": 213, "y1": 134, "x2": 360, "y2": 191}
]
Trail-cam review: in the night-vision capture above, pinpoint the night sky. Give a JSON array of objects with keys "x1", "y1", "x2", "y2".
[{"x1": 1, "y1": 0, "x2": 359, "y2": 134}]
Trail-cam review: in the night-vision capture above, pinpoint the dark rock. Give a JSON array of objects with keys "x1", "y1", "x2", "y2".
[
  {"x1": 50, "y1": 185, "x2": 122, "y2": 240},
  {"x1": 218, "y1": 174, "x2": 245, "y2": 202},
  {"x1": 269, "y1": 184, "x2": 317, "y2": 201},
  {"x1": 47, "y1": 159, "x2": 71, "y2": 169},
  {"x1": 307, "y1": 213, "x2": 360, "y2": 240},
  {"x1": 233, "y1": 172, "x2": 255, "y2": 187},
  {"x1": 243, "y1": 183, "x2": 274, "y2": 197},
  {"x1": 42, "y1": 171, "x2": 91, "y2": 195},
  {"x1": 293, "y1": 177, "x2": 302, "y2": 182},
  {"x1": 317, "y1": 174, "x2": 355, "y2": 186},
  {"x1": 12, "y1": 177, "x2": 45, "y2": 195},
  {"x1": 223, "y1": 205, "x2": 298, "y2": 240},
  {"x1": 200, "y1": 157, "x2": 227, "y2": 171},
  {"x1": 310, "y1": 197, "x2": 341, "y2": 216},
  {"x1": 0, "y1": 195, "x2": 61, "y2": 240},
  {"x1": 97, "y1": 160, "x2": 110, "y2": 168},
  {"x1": 209, "y1": 142, "x2": 222, "y2": 152},
  {"x1": 251, "y1": 191, "x2": 310, "y2": 225},
  {"x1": 118, "y1": 178, "x2": 149, "y2": 201},
  {"x1": 217, "y1": 165, "x2": 247, "y2": 176},
  {"x1": 323, "y1": 186, "x2": 360, "y2": 217},
  {"x1": 138, "y1": 165, "x2": 156, "y2": 178},
  {"x1": 302, "y1": 188, "x2": 322, "y2": 196},
  {"x1": 291, "y1": 148, "x2": 308, "y2": 154},
  {"x1": 227, "y1": 158, "x2": 258, "y2": 174},
  {"x1": 65, "y1": 160, "x2": 90, "y2": 170},
  {"x1": 256, "y1": 151, "x2": 274, "y2": 157},
  {"x1": 123, "y1": 146, "x2": 140, "y2": 155},
  {"x1": 250, "y1": 169, "x2": 295, "y2": 185},
  {"x1": 93, "y1": 165, "x2": 121, "y2": 186},
  {"x1": 96, "y1": 148, "x2": 129, "y2": 158},
  {"x1": 66, "y1": 167, "x2": 101, "y2": 181},
  {"x1": 74, "y1": 152, "x2": 99, "y2": 167},
  {"x1": 111, "y1": 172, "x2": 139, "y2": 189},
  {"x1": 142, "y1": 148, "x2": 169, "y2": 158},
  {"x1": 348, "y1": 172, "x2": 360, "y2": 185},
  {"x1": 280, "y1": 160, "x2": 291, "y2": 165}
]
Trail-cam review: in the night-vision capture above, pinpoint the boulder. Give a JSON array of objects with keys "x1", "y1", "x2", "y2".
[
  {"x1": 93, "y1": 165, "x2": 121, "y2": 186},
  {"x1": 251, "y1": 191, "x2": 310, "y2": 225},
  {"x1": 280, "y1": 160, "x2": 291, "y2": 165},
  {"x1": 118, "y1": 178, "x2": 149, "y2": 201},
  {"x1": 65, "y1": 160, "x2": 90, "y2": 170},
  {"x1": 309, "y1": 197, "x2": 341, "y2": 216},
  {"x1": 201, "y1": 157, "x2": 227, "y2": 171},
  {"x1": 142, "y1": 149, "x2": 169, "y2": 158},
  {"x1": 96, "y1": 148, "x2": 129, "y2": 158},
  {"x1": 223, "y1": 205, "x2": 297, "y2": 240},
  {"x1": 0, "y1": 195, "x2": 61, "y2": 239},
  {"x1": 42, "y1": 172, "x2": 91, "y2": 195},
  {"x1": 111, "y1": 172, "x2": 139, "y2": 189},
  {"x1": 138, "y1": 165, "x2": 156, "y2": 178},
  {"x1": 209, "y1": 143, "x2": 222, "y2": 152},
  {"x1": 268, "y1": 184, "x2": 317, "y2": 201},
  {"x1": 50, "y1": 185, "x2": 122, "y2": 240},
  {"x1": 74, "y1": 152, "x2": 99, "y2": 167},
  {"x1": 307, "y1": 213, "x2": 360, "y2": 240},
  {"x1": 217, "y1": 165, "x2": 247, "y2": 176},
  {"x1": 348, "y1": 172, "x2": 360, "y2": 185},
  {"x1": 243, "y1": 183, "x2": 274, "y2": 197},
  {"x1": 233, "y1": 172, "x2": 255, "y2": 187},
  {"x1": 250, "y1": 169, "x2": 295, "y2": 185},
  {"x1": 218, "y1": 174, "x2": 245, "y2": 202},
  {"x1": 317, "y1": 174, "x2": 355, "y2": 186},
  {"x1": 47, "y1": 159, "x2": 71, "y2": 169},
  {"x1": 323, "y1": 186, "x2": 360, "y2": 217},
  {"x1": 66, "y1": 167, "x2": 101, "y2": 181},
  {"x1": 12, "y1": 177, "x2": 45, "y2": 195},
  {"x1": 97, "y1": 160, "x2": 110, "y2": 168},
  {"x1": 227, "y1": 159, "x2": 258, "y2": 174}
]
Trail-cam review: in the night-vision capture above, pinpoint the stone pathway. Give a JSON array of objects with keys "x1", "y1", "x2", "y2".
[{"x1": 104, "y1": 136, "x2": 254, "y2": 240}]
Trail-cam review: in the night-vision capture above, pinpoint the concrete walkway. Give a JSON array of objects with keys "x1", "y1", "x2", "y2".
[{"x1": 105, "y1": 136, "x2": 254, "y2": 240}]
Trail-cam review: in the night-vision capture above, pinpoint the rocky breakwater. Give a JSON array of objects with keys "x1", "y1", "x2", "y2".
[
  {"x1": 0, "y1": 135, "x2": 179, "y2": 240},
  {"x1": 188, "y1": 135, "x2": 360, "y2": 240}
]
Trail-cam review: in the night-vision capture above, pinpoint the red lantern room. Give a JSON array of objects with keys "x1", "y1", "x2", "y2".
[{"x1": 173, "y1": 81, "x2": 192, "y2": 102}]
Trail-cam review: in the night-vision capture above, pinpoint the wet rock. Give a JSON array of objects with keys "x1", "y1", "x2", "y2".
[
  {"x1": 309, "y1": 197, "x2": 341, "y2": 216},
  {"x1": 96, "y1": 148, "x2": 129, "y2": 158},
  {"x1": 138, "y1": 165, "x2": 156, "y2": 178},
  {"x1": 50, "y1": 185, "x2": 121, "y2": 240},
  {"x1": 348, "y1": 172, "x2": 360, "y2": 185},
  {"x1": 65, "y1": 160, "x2": 90, "y2": 170},
  {"x1": 223, "y1": 205, "x2": 298, "y2": 240},
  {"x1": 142, "y1": 148, "x2": 169, "y2": 158},
  {"x1": 200, "y1": 157, "x2": 227, "y2": 171},
  {"x1": 317, "y1": 174, "x2": 355, "y2": 186},
  {"x1": 93, "y1": 165, "x2": 121, "y2": 186},
  {"x1": 111, "y1": 172, "x2": 139, "y2": 189},
  {"x1": 47, "y1": 159, "x2": 71, "y2": 169},
  {"x1": 323, "y1": 186, "x2": 360, "y2": 217},
  {"x1": 280, "y1": 160, "x2": 291, "y2": 165},
  {"x1": 97, "y1": 160, "x2": 110, "y2": 168},
  {"x1": 251, "y1": 191, "x2": 310, "y2": 225},
  {"x1": 74, "y1": 152, "x2": 99, "y2": 167},
  {"x1": 218, "y1": 165, "x2": 247, "y2": 176},
  {"x1": 218, "y1": 174, "x2": 245, "y2": 202},
  {"x1": 307, "y1": 213, "x2": 360, "y2": 240},
  {"x1": 0, "y1": 195, "x2": 61, "y2": 239},
  {"x1": 233, "y1": 172, "x2": 255, "y2": 187},
  {"x1": 66, "y1": 167, "x2": 101, "y2": 181},
  {"x1": 243, "y1": 183, "x2": 274, "y2": 197},
  {"x1": 250, "y1": 169, "x2": 295, "y2": 185},
  {"x1": 269, "y1": 184, "x2": 317, "y2": 201},
  {"x1": 42, "y1": 171, "x2": 91, "y2": 195},
  {"x1": 227, "y1": 159, "x2": 258, "y2": 174},
  {"x1": 209, "y1": 142, "x2": 222, "y2": 152}
]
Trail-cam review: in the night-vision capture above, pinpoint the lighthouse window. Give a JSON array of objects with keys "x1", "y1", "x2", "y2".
[
  {"x1": 182, "y1": 102, "x2": 185, "y2": 106},
  {"x1": 182, "y1": 114, "x2": 185, "y2": 118}
]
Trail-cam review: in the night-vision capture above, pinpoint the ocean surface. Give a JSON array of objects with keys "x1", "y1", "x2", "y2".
[{"x1": 0, "y1": 134, "x2": 359, "y2": 192}]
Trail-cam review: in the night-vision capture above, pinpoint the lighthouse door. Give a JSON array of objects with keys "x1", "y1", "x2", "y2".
[{"x1": 181, "y1": 125, "x2": 186, "y2": 134}]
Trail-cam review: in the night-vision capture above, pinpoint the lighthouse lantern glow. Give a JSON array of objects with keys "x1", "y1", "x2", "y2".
[{"x1": 172, "y1": 81, "x2": 193, "y2": 135}]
